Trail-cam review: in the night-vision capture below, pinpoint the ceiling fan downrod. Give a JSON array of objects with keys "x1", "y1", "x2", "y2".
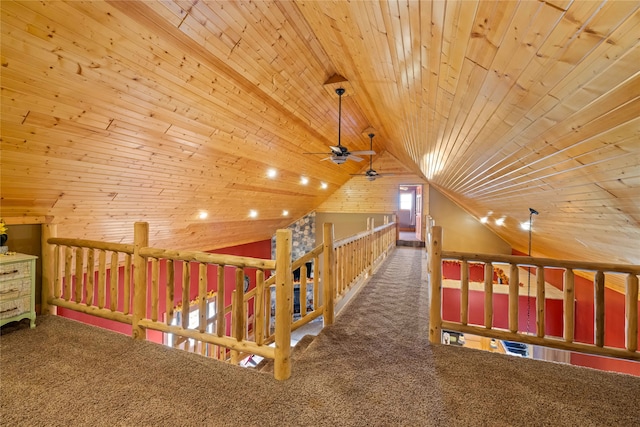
[
  {"x1": 336, "y1": 87, "x2": 345, "y2": 148},
  {"x1": 368, "y1": 133, "x2": 375, "y2": 170}
]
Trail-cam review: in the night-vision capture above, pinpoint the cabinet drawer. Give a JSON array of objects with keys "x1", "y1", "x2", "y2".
[
  {"x1": 0, "y1": 296, "x2": 30, "y2": 319},
  {"x1": 0, "y1": 261, "x2": 31, "y2": 280},
  {"x1": 0, "y1": 278, "x2": 32, "y2": 302}
]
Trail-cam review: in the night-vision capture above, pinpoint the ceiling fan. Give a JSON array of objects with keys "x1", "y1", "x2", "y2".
[
  {"x1": 351, "y1": 133, "x2": 393, "y2": 181},
  {"x1": 304, "y1": 88, "x2": 375, "y2": 165}
]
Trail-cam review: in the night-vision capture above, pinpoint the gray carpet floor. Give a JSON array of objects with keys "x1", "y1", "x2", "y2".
[{"x1": 1, "y1": 247, "x2": 639, "y2": 426}]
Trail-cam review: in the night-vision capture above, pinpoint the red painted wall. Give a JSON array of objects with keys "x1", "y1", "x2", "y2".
[
  {"x1": 58, "y1": 239, "x2": 272, "y2": 343},
  {"x1": 442, "y1": 289, "x2": 564, "y2": 337}
]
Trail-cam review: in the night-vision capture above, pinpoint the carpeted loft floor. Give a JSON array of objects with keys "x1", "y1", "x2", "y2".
[{"x1": 1, "y1": 247, "x2": 639, "y2": 426}]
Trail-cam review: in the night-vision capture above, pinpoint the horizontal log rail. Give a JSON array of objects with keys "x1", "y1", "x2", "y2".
[
  {"x1": 140, "y1": 247, "x2": 276, "y2": 270},
  {"x1": 138, "y1": 319, "x2": 276, "y2": 360},
  {"x1": 47, "y1": 238, "x2": 134, "y2": 254},
  {"x1": 440, "y1": 251, "x2": 640, "y2": 276},
  {"x1": 429, "y1": 226, "x2": 639, "y2": 362},
  {"x1": 50, "y1": 298, "x2": 132, "y2": 324}
]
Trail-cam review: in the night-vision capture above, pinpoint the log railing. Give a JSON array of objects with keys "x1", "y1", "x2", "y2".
[
  {"x1": 332, "y1": 219, "x2": 396, "y2": 304},
  {"x1": 42, "y1": 219, "x2": 397, "y2": 380},
  {"x1": 44, "y1": 223, "x2": 293, "y2": 380},
  {"x1": 428, "y1": 226, "x2": 640, "y2": 361},
  {"x1": 44, "y1": 237, "x2": 135, "y2": 325}
]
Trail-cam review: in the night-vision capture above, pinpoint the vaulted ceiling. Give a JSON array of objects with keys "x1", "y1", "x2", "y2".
[{"x1": 1, "y1": 1, "x2": 638, "y2": 268}]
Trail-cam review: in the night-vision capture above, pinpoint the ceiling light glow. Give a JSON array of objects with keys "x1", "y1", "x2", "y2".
[
  {"x1": 249, "y1": 210, "x2": 258, "y2": 218},
  {"x1": 320, "y1": 182, "x2": 328, "y2": 189},
  {"x1": 521, "y1": 222, "x2": 531, "y2": 231},
  {"x1": 480, "y1": 217, "x2": 488, "y2": 224},
  {"x1": 267, "y1": 168, "x2": 277, "y2": 178},
  {"x1": 495, "y1": 217, "x2": 505, "y2": 226},
  {"x1": 282, "y1": 210, "x2": 289, "y2": 217},
  {"x1": 300, "y1": 176, "x2": 309, "y2": 185},
  {"x1": 198, "y1": 211, "x2": 208, "y2": 220}
]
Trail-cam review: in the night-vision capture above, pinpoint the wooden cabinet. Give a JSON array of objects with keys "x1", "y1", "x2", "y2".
[{"x1": 0, "y1": 253, "x2": 37, "y2": 328}]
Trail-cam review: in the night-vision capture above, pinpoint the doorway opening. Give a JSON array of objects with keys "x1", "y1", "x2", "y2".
[{"x1": 398, "y1": 184, "x2": 424, "y2": 245}]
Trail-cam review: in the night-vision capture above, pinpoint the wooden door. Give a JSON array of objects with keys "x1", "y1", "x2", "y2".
[{"x1": 415, "y1": 185, "x2": 422, "y2": 241}]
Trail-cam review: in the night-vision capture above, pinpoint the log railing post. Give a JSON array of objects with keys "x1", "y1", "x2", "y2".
[
  {"x1": 508, "y1": 263, "x2": 519, "y2": 333},
  {"x1": 368, "y1": 218, "x2": 374, "y2": 275},
  {"x1": 322, "y1": 223, "x2": 335, "y2": 326},
  {"x1": 255, "y1": 270, "x2": 265, "y2": 346},
  {"x1": 536, "y1": 266, "x2": 546, "y2": 338},
  {"x1": 460, "y1": 260, "x2": 468, "y2": 325},
  {"x1": 41, "y1": 223, "x2": 57, "y2": 315},
  {"x1": 484, "y1": 262, "x2": 493, "y2": 329},
  {"x1": 216, "y1": 266, "x2": 225, "y2": 337},
  {"x1": 274, "y1": 229, "x2": 293, "y2": 381},
  {"x1": 231, "y1": 267, "x2": 245, "y2": 364},
  {"x1": 563, "y1": 268, "x2": 575, "y2": 343},
  {"x1": 132, "y1": 222, "x2": 149, "y2": 340},
  {"x1": 594, "y1": 271, "x2": 605, "y2": 347},
  {"x1": 394, "y1": 212, "x2": 399, "y2": 243},
  {"x1": 429, "y1": 226, "x2": 442, "y2": 344},
  {"x1": 626, "y1": 274, "x2": 638, "y2": 352},
  {"x1": 165, "y1": 260, "x2": 175, "y2": 325}
]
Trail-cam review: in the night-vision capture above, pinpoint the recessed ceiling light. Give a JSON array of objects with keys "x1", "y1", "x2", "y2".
[
  {"x1": 267, "y1": 168, "x2": 277, "y2": 178},
  {"x1": 495, "y1": 217, "x2": 505, "y2": 226},
  {"x1": 300, "y1": 176, "x2": 309, "y2": 185},
  {"x1": 480, "y1": 217, "x2": 488, "y2": 224},
  {"x1": 198, "y1": 211, "x2": 208, "y2": 219},
  {"x1": 249, "y1": 210, "x2": 258, "y2": 218},
  {"x1": 320, "y1": 182, "x2": 328, "y2": 189},
  {"x1": 282, "y1": 210, "x2": 289, "y2": 217}
]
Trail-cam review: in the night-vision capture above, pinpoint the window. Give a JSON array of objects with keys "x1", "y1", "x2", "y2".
[
  {"x1": 400, "y1": 193, "x2": 413, "y2": 210},
  {"x1": 166, "y1": 299, "x2": 217, "y2": 351}
]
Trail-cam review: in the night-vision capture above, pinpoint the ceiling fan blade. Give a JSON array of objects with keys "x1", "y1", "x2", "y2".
[
  {"x1": 329, "y1": 145, "x2": 343, "y2": 155},
  {"x1": 347, "y1": 155, "x2": 364, "y2": 162},
  {"x1": 350, "y1": 150, "x2": 376, "y2": 156},
  {"x1": 320, "y1": 156, "x2": 334, "y2": 162}
]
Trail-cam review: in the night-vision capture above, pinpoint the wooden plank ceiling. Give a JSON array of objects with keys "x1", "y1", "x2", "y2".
[{"x1": 1, "y1": 1, "x2": 638, "y2": 267}]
